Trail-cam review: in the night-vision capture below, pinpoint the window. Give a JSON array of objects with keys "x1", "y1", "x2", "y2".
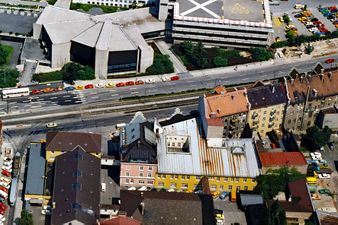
[
  {"x1": 244, "y1": 186, "x2": 248, "y2": 191},
  {"x1": 170, "y1": 175, "x2": 174, "y2": 179},
  {"x1": 182, "y1": 183, "x2": 188, "y2": 188},
  {"x1": 196, "y1": 176, "x2": 201, "y2": 180},
  {"x1": 148, "y1": 166, "x2": 152, "y2": 171},
  {"x1": 243, "y1": 178, "x2": 247, "y2": 182},
  {"x1": 126, "y1": 179, "x2": 129, "y2": 183},
  {"x1": 235, "y1": 178, "x2": 239, "y2": 182},
  {"x1": 216, "y1": 177, "x2": 220, "y2": 181},
  {"x1": 139, "y1": 173, "x2": 143, "y2": 177},
  {"x1": 220, "y1": 185, "x2": 224, "y2": 190},
  {"x1": 252, "y1": 179, "x2": 255, "y2": 183},
  {"x1": 186, "y1": 176, "x2": 190, "y2": 179},
  {"x1": 158, "y1": 182, "x2": 164, "y2": 187},
  {"x1": 230, "y1": 178, "x2": 234, "y2": 182},
  {"x1": 126, "y1": 165, "x2": 130, "y2": 170},
  {"x1": 174, "y1": 175, "x2": 178, "y2": 179},
  {"x1": 181, "y1": 176, "x2": 185, "y2": 179},
  {"x1": 130, "y1": 179, "x2": 134, "y2": 184},
  {"x1": 139, "y1": 180, "x2": 144, "y2": 184},
  {"x1": 162, "y1": 175, "x2": 166, "y2": 179},
  {"x1": 126, "y1": 172, "x2": 129, "y2": 176},
  {"x1": 170, "y1": 183, "x2": 176, "y2": 188},
  {"x1": 224, "y1": 178, "x2": 228, "y2": 182},
  {"x1": 211, "y1": 184, "x2": 217, "y2": 190},
  {"x1": 139, "y1": 166, "x2": 144, "y2": 171},
  {"x1": 147, "y1": 180, "x2": 154, "y2": 185},
  {"x1": 147, "y1": 173, "x2": 152, "y2": 177},
  {"x1": 229, "y1": 185, "x2": 232, "y2": 190}
]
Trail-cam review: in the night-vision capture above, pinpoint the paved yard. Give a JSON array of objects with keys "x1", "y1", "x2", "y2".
[{"x1": 214, "y1": 199, "x2": 247, "y2": 225}]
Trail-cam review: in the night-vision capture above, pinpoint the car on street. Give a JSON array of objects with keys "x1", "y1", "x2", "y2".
[
  {"x1": 170, "y1": 75, "x2": 180, "y2": 81},
  {"x1": 145, "y1": 78, "x2": 155, "y2": 84},
  {"x1": 0, "y1": 177, "x2": 10, "y2": 184},
  {"x1": 0, "y1": 183, "x2": 9, "y2": 190},
  {"x1": 3, "y1": 161, "x2": 11, "y2": 167},
  {"x1": 75, "y1": 85, "x2": 84, "y2": 90},
  {"x1": 135, "y1": 80, "x2": 144, "y2": 85},
  {"x1": 41, "y1": 209, "x2": 51, "y2": 215},
  {"x1": 31, "y1": 89, "x2": 41, "y2": 95},
  {"x1": 214, "y1": 209, "x2": 224, "y2": 220},
  {"x1": 125, "y1": 81, "x2": 135, "y2": 86},
  {"x1": 0, "y1": 187, "x2": 7, "y2": 193},
  {"x1": 325, "y1": 58, "x2": 335, "y2": 63},
  {"x1": 1, "y1": 171, "x2": 10, "y2": 178},
  {"x1": 310, "y1": 152, "x2": 322, "y2": 160},
  {"x1": 318, "y1": 173, "x2": 331, "y2": 179},
  {"x1": 46, "y1": 122, "x2": 58, "y2": 128},
  {"x1": 116, "y1": 82, "x2": 125, "y2": 87},
  {"x1": 219, "y1": 191, "x2": 228, "y2": 200},
  {"x1": 105, "y1": 82, "x2": 115, "y2": 88},
  {"x1": 65, "y1": 86, "x2": 75, "y2": 91},
  {"x1": 327, "y1": 142, "x2": 335, "y2": 151},
  {"x1": 95, "y1": 83, "x2": 105, "y2": 88},
  {"x1": 85, "y1": 84, "x2": 94, "y2": 89}
]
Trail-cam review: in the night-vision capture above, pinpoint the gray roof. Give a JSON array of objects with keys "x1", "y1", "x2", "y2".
[
  {"x1": 239, "y1": 194, "x2": 264, "y2": 206},
  {"x1": 25, "y1": 143, "x2": 46, "y2": 196},
  {"x1": 51, "y1": 147, "x2": 101, "y2": 225},
  {"x1": 35, "y1": 6, "x2": 164, "y2": 49}
]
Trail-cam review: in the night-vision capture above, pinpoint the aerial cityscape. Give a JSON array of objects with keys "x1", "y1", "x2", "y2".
[{"x1": 0, "y1": 0, "x2": 337, "y2": 224}]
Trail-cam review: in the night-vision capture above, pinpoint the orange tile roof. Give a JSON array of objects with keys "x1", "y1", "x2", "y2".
[
  {"x1": 286, "y1": 71, "x2": 338, "y2": 103},
  {"x1": 99, "y1": 216, "x2": 141, "y2": 225},
  {"x1": 204, "y1": 89, "x2": 248, "y2": 118},
  {"x1": 259, "y1": 152, "x2": 307, "y2": 166}
]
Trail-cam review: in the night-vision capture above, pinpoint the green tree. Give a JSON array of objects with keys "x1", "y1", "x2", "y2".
[
  {"x1": 0, "y1": 44, "x2": 12, "y2": 66},
  {"x1": 249, "y1": 48, "x2": 273, "y2": 62},
  {"x1": 192, "y1": 41, "x2": 208, "y2": 68},
  {"x1": 301, "y1": 125, "x2": 332, "y2": 151},
  {"x1": 19, "y1": 209, "x2": 34, "y2": 225},
  {"x1": 304, "y1": 43, "x2": 314, "y2": 54},
  {"x1": 265, "y1": 201, "x2": 287, "y2": 225},
  {"x1": 146, "y1": 54, "x2": 174, "y2": 75},
  {"x1": 0, "y1": 67, "x2": 20, "y2": 88},
  {"x1": 282, "y1": 14, "x2": 290, "y2": 24},
  {"x1": 61, "y1": 62, "x2": 95, "y2": 84},
  {"x1": 213, "y1": 56, "x2": 228, "y2": 67},
  {"x1": 180, "y1": 40, "x2": 194, "y2": 58}
]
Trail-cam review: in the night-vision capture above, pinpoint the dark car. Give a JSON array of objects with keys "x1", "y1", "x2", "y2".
[
  {"x1": 327, "y1": 142, "x2": 335, "y2": 151},
  {"x1": 65, "y1": 86, "x2": 75, "y2": 91}
]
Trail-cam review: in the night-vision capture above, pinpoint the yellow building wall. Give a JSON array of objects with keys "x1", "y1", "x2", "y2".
[
  {"x1": 24, "y1": 194, "x2": 51, "y2": 200},
  {"x1": 154, "y1": 174, "x2": 257, "y2": 192},
  {"x1": 46, "y1": 150, "x2": 102, "y2": 162},
  {"x1": 247, "y1": 104, "x2": 285, "y2": 136}
]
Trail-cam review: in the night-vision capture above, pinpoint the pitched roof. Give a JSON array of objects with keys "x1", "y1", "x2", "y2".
[
  {"x1": 280, "y1": 178, "x2": 313, "y2": 213},
  {"x1": 99, "y1": 216, "x2": 141, "y2": 225},
  {"x1": 120, "y1": 190, "x2": 215, "y2": 225},
  {"x1": 286, "y1": 71, "x2": 338, "y2": 103},
  {"x1": 51, "y1": 147, "x2": 101, "y2": 225},
  {"x1": 247, "y1": 83, "x2": 287, "y2": 109},
  {"x1": 204, "y1": 88, "x2": 248, "y2": 118},
  {"x1": 46, "y1": 131, "x2": 101, "y2": 153},
  {"x1": 259, "y1": 152, "x2": 307, "y2": 167}
]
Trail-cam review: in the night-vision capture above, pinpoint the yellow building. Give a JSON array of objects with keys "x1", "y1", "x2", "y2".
[
  {"x1": 45, "y1": 132, "x2": 102, "y2": 163},
  {"x1": 247, "y1": 82, "x2": 288, "y2": 136},
  {"x1": 154, "y1": 116, "x2": 260, "y2": 193}
]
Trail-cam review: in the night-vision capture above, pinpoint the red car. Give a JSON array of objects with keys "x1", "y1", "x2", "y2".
[
  {"x1": 135, "y1": 80, "x2": 144, "y2": 85},
  {"x1": 0, "y1": 187, "x2": 7, "y2": 193},
  {"x1": 116, "y1": 82, "x2": 125, "y2": 87},
  {"x1": 125, "y1": 81, "x2": 135, "y2": 86},
  {"x1": 1, "y1": 170, "x2": 10, "y2": 177},
  {"x1": 0, "y1": 203, "x2": 7, "y2": 210},
  {"x1": 31, "y1": 89, "x2": 41, "y2": 95},
  {"x1": 0, "y1": 209, "x2": 5, "y2": 215},
  {"x1": 85, "y1": 84, "x2": 94, "y2": 89},
  {"x1": 170, "y1": 75, "x2": 180, "y2": 81},
  {"x1": 325, "y1": 58, "x2": 335, "y2": 63}
]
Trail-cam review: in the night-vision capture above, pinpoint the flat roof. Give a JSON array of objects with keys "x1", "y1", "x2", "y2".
[
  {"x1": 25, "y1": 143, "x2": 46, "y2": 196},
  {"x1": 174, "y1": 0, "x2": 272, "y2": 28},
  {"x1": 156, "y1": 117, "x2": 260, "y2": 177}
]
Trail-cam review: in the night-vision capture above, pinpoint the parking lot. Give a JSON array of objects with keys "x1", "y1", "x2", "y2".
[
  {"x1": 214, "y1": 198, "x2": 247, "y2": 225},
  {"x1": 0, "y1": 9, "x2": 38, "y2": 34}
]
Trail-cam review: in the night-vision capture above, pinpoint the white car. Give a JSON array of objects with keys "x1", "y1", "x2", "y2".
[
  {"x1": 318, "y1": 173, "x2": 331, "y2": 179},
  {"x1": 0, "y1": 177, "x2": 11, "y2": 184},
  {"x1": 41, "y1": 209, "x2": 51, "y2": 215},
  {"x1": 161, "y1": 76, "x2": 170, "y2": 82},
  {"x1": 3, "y1": 158, "x2": 12, "y2": 163},
  {"x1": 145, "y1": 78, "x2": 155, "y2": 84},
  {"x1": 3, "y1": 161, "x2": 12, "y2": 167},
  {"x1": 310, "y1": 152, "x2": 322, "y2": 160},
  {"x1": 95, "y1": 83, "x2": 105, "y2": 88},
  {"x1": 43, "y1": 205, "x2": 51, "y2": 210},
  {"x1": 2, "y1": 167, "x2": 12, "y2": 173},
  {"x1": 0, "y1": 182, "x2": 10, "y2": 189}
]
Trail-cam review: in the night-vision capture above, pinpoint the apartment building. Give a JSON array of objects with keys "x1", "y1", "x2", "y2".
[
  {"x1": 199, "y1": 87, "x2": 249, "y2": 139},
  {"x1": 247, "y1": 82, "x2": 288, "y2": 136},
  {"x1": 284, "y1": 71, "x2": 338, "y2": 131},
  {"x1": 172, "y1": 0, "x2": 272, "y2": 48},
  {"x1": 45, "y1": 132, "x2": 102, "y2": 163},
  {"x1": 120, "y1": 122, "x2": 158, "y2": 190},
  {"x1": 316, "y1": 106, "x2": 338, "y2": 131},
  {"x1": 154, "y1": 115, "x2": 260, "y2": 193}
]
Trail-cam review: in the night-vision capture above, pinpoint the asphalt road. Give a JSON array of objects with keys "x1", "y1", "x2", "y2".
[{"x1": 1, "y1": 54, "x2": 337, "y2": 115}]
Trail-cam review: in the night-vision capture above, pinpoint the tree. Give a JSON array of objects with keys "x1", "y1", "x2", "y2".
[
  {"x1": 19, "y1": 209, "x2": 34, "y2": 225},
  {"x1": 250, "y1": 48, "x2": 273, "y2": 61},
  {"x1": 304, "y1": 43, "x2": 314, "y2": 54},
  {"x1": 301, "y1": 125, "x2": 332, "y2": 151},
  {"x1": 61, "y1": 62, "x2": 95, "y2": 84},
  {"x1": 0, "y1": 44, "x2": 11, "y2": 66},
  {"x1": 0, "y1": 67, "x2": 20, "y2": 88},
  {"x1": 282, "y1": 14, "x2": 290, "y2": 24},
  {"x1": 146, "y1": 54, "x2": 174, "y2": 75},
  {"x1": 213, "y1": 55, "x2": 228, "y2": 67},
  {"x1": 265, "y1": 200, "x2": 287, "y2": 225},
  {"x1": 192, "y1": 41, "x2": 208, "y2": 68}
]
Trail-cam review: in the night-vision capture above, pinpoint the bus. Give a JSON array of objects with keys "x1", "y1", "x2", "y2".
[
  {"x1": 1, "y1": 87, "x2": 30, "y2": 99},
  {"x1": 9, "y1": 177, "x2": 17, "y2": 206}
]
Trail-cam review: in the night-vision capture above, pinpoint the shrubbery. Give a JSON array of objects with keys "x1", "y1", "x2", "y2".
[
  {"x1": 146, "y1": 54, "x2": 174, "y2": 75},
  {"x1": 0, "y1": 67, "x2": 19, "y2": 88},
  {"x1": 33, "y1": 62, "x2": 95, "y2": 83},
  {"x1": 70, "y1": 3, "x2": 127, "y2": 13},
  {"x1": 0, "y1": 44, "x2": 13, "y2": 66}
]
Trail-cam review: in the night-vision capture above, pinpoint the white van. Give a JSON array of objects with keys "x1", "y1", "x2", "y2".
[
  {"x1": 294, "y1": 4, "x2": 305, "y2": 9},
  {"x1": 101, "y1": 183, "x2": 106, "y2": 192}
]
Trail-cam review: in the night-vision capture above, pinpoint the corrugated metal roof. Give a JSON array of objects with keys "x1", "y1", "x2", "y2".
[
  {"x1": 25, "y1": 143, "x2": 46, "y2": 196},
  {"x1": 157, "y1": 118, "x2": 260, "y2": 178}
]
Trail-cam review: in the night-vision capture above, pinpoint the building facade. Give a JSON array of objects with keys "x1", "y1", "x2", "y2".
[
  {"x1": 120, "y1": 163, "x2": 157, "y2": 189},
  {"x1": 247, "y1": 82, "x2": 287, "y2": 136},
  {"x1": 154, "y1": 116, "x2": 260, "y2": 193},
  {"x1": 284, "y1": 71, "x2": 338, "y2": 131},
  {"x1": 73, "y1": 0, "x2": 149, "y2": 7},
  {"x1": 172, "y1": 0, "x2": 272, "y2": 48},
  {"x1": 199, "y1": 87, "x2": 249, "y2": 139},
  {"x1": 316, "y1": 106, "x2": 338, "y2": 131}
]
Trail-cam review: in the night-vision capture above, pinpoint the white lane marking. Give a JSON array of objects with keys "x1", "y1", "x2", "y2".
[
  {"x1": 91, "y1": 96, "x2": 99, "y2": 99},
  {"x1": 242, "y1": 78, "x2": 249, "y2": 81},
  {"x1": 65, "y1": 100, "x2": 72, "y2": 102},
  {"x1": 131, "y1": 91, "x2": 139, "y2": 95},
  {"x1": 130, "y1": 87, "x2": 137, "y2": 90},
  {"x1": 111, "y1": 94, "x2": 119, "y2": 97},
  {"x1": 31, "y1": 105, "x2": 42, "y2": 108}
]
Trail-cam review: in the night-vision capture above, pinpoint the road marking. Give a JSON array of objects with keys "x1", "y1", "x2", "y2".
[
  {"x1": 31, "y1": 105, "x2": 42, "y2": 108},
  {"x1": 131, "y1": 91, "x2": 139, "y2": 95},
  {"x1": 242, "y1": 78, "x2": 249, "y2": 81},
  {"x1": 63, "y1": 95, "x2": 71, "y2": 98},
  {"x1": 65, "y1": 99, "x2": 72, "y2": 102},
  {"x1": 50, "y1": 97, "x2": 57, "y2": 99},
  {"x1": 91, "y1": 96, "x2": 99, "y2": 99},
  {"x1": 111, "y1": 94, "x2": 119, "y2": 97},
  {"x1": 130, "y1": 87, "x2": 137, "y2": 90}
]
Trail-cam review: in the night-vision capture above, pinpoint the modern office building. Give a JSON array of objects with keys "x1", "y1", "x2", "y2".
[
  {"x1": 72, "y1": 0, "x2": 149, "y2": 7},
  {"x1": 33, "y1": 4, "x2": 166, "y2": 78},
  {"x1": 171, "y1": 0, "x2": 273, "y2": 48}
]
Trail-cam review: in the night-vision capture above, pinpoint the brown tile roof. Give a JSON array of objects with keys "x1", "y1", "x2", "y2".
[
  {"x1": 99, "y1": 216, "x2": 141, "y2": 225},
  {"x1": 51, "y1": 147, "x2": 101, "y2": 225},
  {"x1": 204, "y1": 88, "x2": 249, "y2": 118},
  {"x1": 247, "y1": 83, "x2": 287, "y2": 109},
  {"x1": 286, "y1": 71, "x2": 338, "y2": 103},
  {"x1": 259, "y1": 152, "x2": 307, "y2": 167},
  {"x1": 46, "y1": 131, "x2": 101, "y2": 153},
  {"x1": 280, "y1": 178, "x2": 313, "y2": 213}
]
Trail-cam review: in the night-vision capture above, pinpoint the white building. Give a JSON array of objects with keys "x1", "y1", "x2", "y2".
[{"x1": 73, "y1": 0, "x2": 150, "y2": 8}]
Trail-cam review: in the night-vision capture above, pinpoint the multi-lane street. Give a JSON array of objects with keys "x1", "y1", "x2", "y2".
[{"x1": 1, "y1": 54, "x2": 337, "y2": 116}]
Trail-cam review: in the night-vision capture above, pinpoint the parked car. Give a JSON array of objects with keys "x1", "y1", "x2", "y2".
[
  {"x1": 145, "y1": 78, "x2": 155, "y2": 84},
  {"x1": 219, "y1": 191, "x2": 228, "y2": 200},
  {"x1": 31, "y1": 89, "x2": 41, "y2": 95},
  {"x1": 125, "y1": 81, "x2": 135, "y2": 86},
  {"x1": 85, "y1": 84, "x2": 94, "y2": 89},
  {"x1": 116, "y1": 82, "x2": 125, "y2": 87},
  {"x1": 318, "y1": 173, "x2": 331, "y2": 179},
  {"x1": 105, "y1": 82, "x2": 115, "y2": 88},
  {"x1": 0, "y1": 183, "x2": 9, "y2": 189},
  {"x1": 95, "y1": 83, "x2": 105, "y2": 88},
  {"x1": 75, "y1": 85, "x2": 84, "y2": 90},
  {"x1": 170, "y1": 75, "x2": 180, "y2": 81},
  {"x1": 1, "y1": 171, "x2": 10, "y2": 178},
  {"x1": 135, "y1": 80, "x2": 145, "y2": 85},
  {"x1": 65, "y1": 86, "x2": 75, "y2": 91},
  {"x1": 3, "y1": 161, "x2": 11, "y2": 167},
  {"x1": 46, "y1": 122, "x2": 58, "y2": 128},
  {"x1": 0, "y1": 187, "x2": 7, "y2": 193}
]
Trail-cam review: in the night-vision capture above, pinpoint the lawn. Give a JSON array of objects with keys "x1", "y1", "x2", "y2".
[
  {"x1": 70, "y1": 3, "x2": 127, "y2": 13},
  {"x1": 1, "y1": 44, "x2": 14, "y2": 66}
]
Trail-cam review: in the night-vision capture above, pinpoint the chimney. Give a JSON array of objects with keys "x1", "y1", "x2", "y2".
[
  {"x1": 328, "y1": 72, "x2": 333, "y2": 80},
  {"x1": 312, "y1": 89, "x2": 318, "y2": 97},
  {"x1": 140, "y1": 202, "x2": 145, "y2": 215},
  {"x1": 216, "y1": 108, "x2": 220, "y2": 114},
  {"x1": 210, "y1": 112, "x2": 217, "y2": 118},
  {"x1": 320, "y1": 73, "x2": 324, "y2": 81},
  {"x1": 231, "y1": 95, "x2": 234, "y2": 100},
  {"x1": 290, "y1": 78, "x2": 294, "y2": 85},
  {"x1": 272, "y1": 86, "x2": 275, "y2": 94}
]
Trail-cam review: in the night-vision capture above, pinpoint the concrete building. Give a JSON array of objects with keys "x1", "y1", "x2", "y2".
[
  {"x1": 33, "y1": 5, "x2": 165, "y2": 78},
  {"x1": 154, "y1": 115, "x2": 260, "y2": 193},
  {"x1": 45, "y1": 132, "x2": 102, "y2": 163},
  {"x1": 316, "y1": 106, "x2": 338, "y2": 131},
  {"x1": 24, "y1": 142, "x2": 49, "y2": 203},
  {"x1": 247, "y1": 81, "x2": 288, "y2": 136},
  {"x1": 284, "y1": 70, "x2": 338, "y2": 131},
  {"x1": 199, "y1": 87, "x2": 249, "y2": 139},
  {"x1": 171, "y1": 0, "x2": 273, "y2": 48},
  {"x1": 73, "y1": 0, "x2": 149, "y2": 8}
]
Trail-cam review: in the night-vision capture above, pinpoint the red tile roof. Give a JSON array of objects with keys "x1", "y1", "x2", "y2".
[
  {"x1": 259, "y1": 152, "x2": 307, "y2": 166},
  {"x1": 99, "y1": 216, "x2": 141, "y2": 225}
]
